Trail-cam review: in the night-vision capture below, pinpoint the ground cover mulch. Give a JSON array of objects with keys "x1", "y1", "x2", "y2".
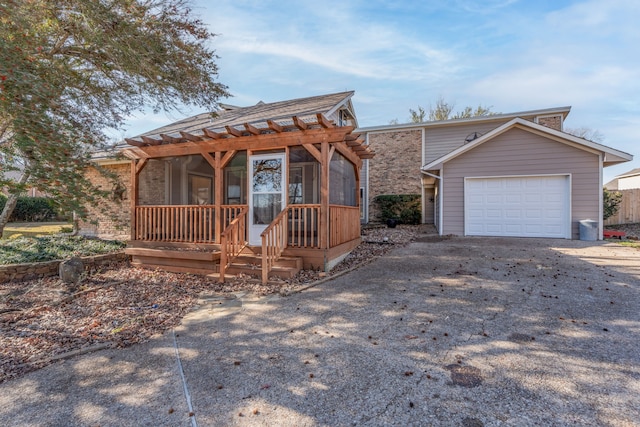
[{"x1": 0, "y1": 225, "x2": 423, "y2": 383}]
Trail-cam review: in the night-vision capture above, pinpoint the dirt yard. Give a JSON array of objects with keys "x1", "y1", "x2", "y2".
[{"x1": 0, "y1": 225, "x2": 419, "y2": 383}]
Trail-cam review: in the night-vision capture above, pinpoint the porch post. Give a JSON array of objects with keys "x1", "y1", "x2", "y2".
[
  {"x1": 355, "y1": 163, "x2": 361, "y2": 233},
  {"x1": 320, "y1": 139, "x2": 330, "y2": 249},
  {"x1": 130, "y1": 158, "x2": 147, "y2": 241},
  {"x1": 214, "y1": 151, "x2": 223, "y2": 243}
]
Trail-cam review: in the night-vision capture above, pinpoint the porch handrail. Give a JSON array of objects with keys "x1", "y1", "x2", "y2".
[
  {"x1": 219, "y1": 206, "x2": 249, "y2": 283},
  {"x1": 260, "y1": 206, "x2": 290, "y2": 284}
]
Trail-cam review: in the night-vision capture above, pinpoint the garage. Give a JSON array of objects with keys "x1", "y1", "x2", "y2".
[{"x1": 464, "y1": 175, "x2": 570, "y2": 238}]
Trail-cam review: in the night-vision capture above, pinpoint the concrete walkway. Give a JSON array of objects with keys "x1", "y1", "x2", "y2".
[{"x1": 0, "y1": 237, "x2": 639, "y2": 426}]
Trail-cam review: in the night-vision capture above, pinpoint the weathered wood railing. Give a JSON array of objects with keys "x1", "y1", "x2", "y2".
[
  {"x1": 219, "y1": 207, "x2": 248, "y2": 283},
  {"x1": 329, "y1": 205, "x2": 361, "y2": 247},
  {"x1": 135, "y1": 205, "x2": 216, "y2": 243},
  {"x1": 261, "y1": 207, "x2": 289, "y2": 284},
  {"x1": 288, "y1": 204, "x2": 320, "y2": 248}
]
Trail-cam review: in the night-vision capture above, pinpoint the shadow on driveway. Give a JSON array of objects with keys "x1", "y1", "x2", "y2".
[{"x1": 0, "y1": 237, "x2": 638, "y2": 426}]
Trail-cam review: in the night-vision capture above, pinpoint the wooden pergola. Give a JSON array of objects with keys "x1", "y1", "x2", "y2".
[{"x1": 121, "y1": 113, "x2": 374, "y2": 283}]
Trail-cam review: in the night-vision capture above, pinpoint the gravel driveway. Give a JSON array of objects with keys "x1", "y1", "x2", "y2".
[{"x1": 0, "y1": 237, "x2": 638, "y2": 426}]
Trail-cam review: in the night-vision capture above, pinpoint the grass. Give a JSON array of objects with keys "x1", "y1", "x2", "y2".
[
  {"x1": 0, "y1": 234, "x2": 126, "y2": 265},
  {"x1": 2, "y1": 222, "x2": 73, "y2": 239},
  {"x1": 616, "y1": 240, "x2": 640, "y2": 249}
]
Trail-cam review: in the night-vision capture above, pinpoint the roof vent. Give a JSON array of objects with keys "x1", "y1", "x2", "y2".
[{"x1": 464, "y1": 132, "x2": 482, "y2": 144}]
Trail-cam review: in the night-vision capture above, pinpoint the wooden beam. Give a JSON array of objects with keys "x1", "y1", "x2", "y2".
[
  {"x1": 345, "y1": 133, "x2": 362, "y2": 142},
  {"x1": 141, "y1": 136, "x2": 162, "y2": 146},
  {"x1": 292, "y1": 116, "x2": 308, "y2": 130},
  {"x1": 125, "y1": 138, "x2": 146, "y2": 147},
  {"x1": 202, "y1": 128, "x2": 222, "y2": 139},
  {"x1": 121, "y1": 148, "x2": 145, "y2": 159},
  {"x1": 225, "y1": 125, "x2": 243, "y2": 137},
  {"x1": 133, "y1": 127, "x2": 355, "y2": 159},
  {"x1": 160, "y1": 134, "x2": 184, "y2": 144},
  {"x1": 316, "y1": 113, "x2": 334, "y2": 129},
  {"x1": 332, "y1": 142, "x2": 362, "y2": 169},
  {"x1": 302, "y1": 143, "x2": 322, "y2": 163},
  {"x1": 267, "y1": 120, "x2": 283, "y2": 133},
  {"x1": 220, "y1": 150, "x2": 237, "y2": 168},
  {"x1": 320, "y1": 141, "x2": 329, "y2": 250},
  {"x1": 180, "y1": 131, "x2": 203, "y2": 142},
  {"x1": 130, "y1": 160, "x2": 138, "y2": 240},
  {"x1": 200, "y1": 151, "x2": 217, "y2": 170},
  {"x1": 135, "y1": 158, "x2": 148, "y2": 175},
  {"x1": 214, "y1": 151, "x2": 223, "y2": 243},
  {"x1": 244, "y1": 123, "x2": 261, "y2": 135}
]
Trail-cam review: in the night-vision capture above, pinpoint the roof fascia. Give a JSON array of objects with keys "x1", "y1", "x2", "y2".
[
  {"x1": 325, "y1": 92, "x2": 356, "y2": 125},
  {"x1": 357, "y1": 106, "x2": 572, "y2": 133}
]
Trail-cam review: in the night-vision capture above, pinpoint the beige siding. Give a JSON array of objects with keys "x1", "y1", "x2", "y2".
[
  {"x1": 425, "y1": 121, "x2": 511, "y2": 165},
  {"x1": 442, "y1": 127, "x2": 600, "y2": 239}
]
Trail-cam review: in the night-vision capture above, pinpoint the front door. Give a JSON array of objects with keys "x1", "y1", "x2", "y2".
[{"x1": 249, "y1": 153, "x2": 286, "y2": 245}]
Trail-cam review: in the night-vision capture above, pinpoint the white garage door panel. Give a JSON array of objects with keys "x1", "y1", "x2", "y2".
[{"x1": 465, "y1": 176, "x2": 570, "y2": 238}]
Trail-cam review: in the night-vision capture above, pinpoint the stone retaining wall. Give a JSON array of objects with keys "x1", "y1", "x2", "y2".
[{"x1": 0, "y1": 252, "x2": 129, "y2": 283}]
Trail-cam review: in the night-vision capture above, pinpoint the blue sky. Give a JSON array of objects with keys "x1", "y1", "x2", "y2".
[{"x1": 124, "y1": 0, "x2": 639, "y2": 182}]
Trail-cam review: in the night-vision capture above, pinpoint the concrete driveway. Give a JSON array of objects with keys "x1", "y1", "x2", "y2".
[{"x1": 1, "y1": 237, "x2": 639, "y2": 426}]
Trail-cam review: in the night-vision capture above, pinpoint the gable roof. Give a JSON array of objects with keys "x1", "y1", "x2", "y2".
[
  {"x1": 421, "y1": 117, "x2": 633, "y2": 170},
  {"x1": 614, "y1": 167, "x2": 640, "y2": 179},
  {"x1": 130, "y1": 91, "x2": 355, "y2": 142},
  {"x1": 357, "y1": 106, "x2": 571, "y2": 133}
]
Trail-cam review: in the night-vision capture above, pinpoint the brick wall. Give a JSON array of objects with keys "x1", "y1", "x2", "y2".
[
  {"x1": 139, "y1": 159, "x2": 166, "y2": 205},
  {"x1": 0, "y1": 252, "x2": 129, "y2": 283},
  {"x1": 367, "y1": 129, "x2": 423, "y2": 222},
  {"x1": 537, "y1": 115, "x2": 563, "y2": 131},
  {"x1": 79, "y1": 163, "x2": 131, "y2": 239}
]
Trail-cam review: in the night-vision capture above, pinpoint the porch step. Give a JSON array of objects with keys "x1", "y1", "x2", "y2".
[
  {"x1": 226, "y1": 255, "x2": 303, "y2": 279},
  {"x1": 125, "y1": 247, "x2": 220, "y2": 274}
]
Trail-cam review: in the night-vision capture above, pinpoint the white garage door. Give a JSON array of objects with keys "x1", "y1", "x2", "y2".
[{"x1": 465, "y1": 175, "x2": 570, "y2": 238}]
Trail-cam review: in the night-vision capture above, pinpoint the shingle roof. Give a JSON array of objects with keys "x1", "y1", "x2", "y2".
[
  {"x1": 134, "y1": 91, "x2": 354, "y2": 140},
  {"x1": 615, "y1": 167, "x2": 640, "y2": 179}
]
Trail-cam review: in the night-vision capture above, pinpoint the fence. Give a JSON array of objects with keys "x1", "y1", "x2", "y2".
[{"x1": 604, "y1": 189, "x2": 640, "y2": 225}]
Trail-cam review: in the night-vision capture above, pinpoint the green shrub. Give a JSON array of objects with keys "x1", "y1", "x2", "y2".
[
  {"x1": 11, "y1": 197, "x2": 58, "y2": 221},
  {"x1": 603, "y1": 188, "x2": 623, "y2": 220},
  {"x1": 0, "y1": 195, "x2": 67, "y2": 222},
  {"x1": 373, "y1": 194, "x2": 422, "y2": 225}
]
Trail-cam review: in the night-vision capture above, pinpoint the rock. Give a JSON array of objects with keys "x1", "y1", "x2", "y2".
[{"x1": 59, "y1": 257, "x2": 84, "y2": 284}]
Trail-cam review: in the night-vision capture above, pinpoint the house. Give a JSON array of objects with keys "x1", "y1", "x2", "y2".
[
  {"x1": 83, "y1": 91, "x2": 373, "y2": 283},
  {"x1": 360, "y1": 107, "x2": 633, "y2": 239},
  {"x1": 605, "y1": 168, "x2": 640, "y2": 190}
]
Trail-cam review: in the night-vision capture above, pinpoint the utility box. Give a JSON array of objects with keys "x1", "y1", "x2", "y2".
[{"x1": 579, "y1": 220, "x2": 598, "y2": 241}]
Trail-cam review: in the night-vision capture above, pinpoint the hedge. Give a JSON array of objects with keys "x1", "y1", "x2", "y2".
[
  {"x1": 373, "y1": 194, "x2": 421, "y2": 224},
  {"x1": 0, "y1": 195, "x2": 60, "y2": 222}
]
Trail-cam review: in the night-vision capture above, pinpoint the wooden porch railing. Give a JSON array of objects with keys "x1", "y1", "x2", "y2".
[
  {"x1": 135, "y1": 205, "x2": 216, "y2": 243},
  {"x1": 260, "y1": 207, "x2": 289, "y2": 284},
  {"x1": 329, "y1": 205, "x2": 361, "y2": 247},
  {"x1": 222, "y1": 205, "x2": 248, "y2": 228},
  {"x1": 219, "y1": 207, "x2": 249, "y2": 283},
  {"x1": 288, "y1": 204, "x2": 320, "y2": 248}
]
